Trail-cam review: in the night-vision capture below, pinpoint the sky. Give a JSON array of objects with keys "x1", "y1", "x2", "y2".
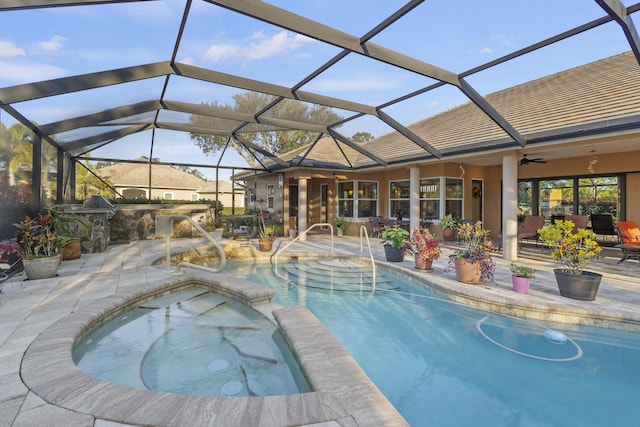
[{"x1": 0, "y1": 0, "x2": 633, "y2": 181}]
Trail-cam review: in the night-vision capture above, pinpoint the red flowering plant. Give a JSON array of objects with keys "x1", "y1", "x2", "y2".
[
  {"x1": 14, "y1": 214, "x2": 69, "y2": 259},
  {"x1": 404, "y1": 228, "x2": 441, "y2": 261},
  {"x1": 0, "y1": 239, "x2": 20, "y2": 267}
]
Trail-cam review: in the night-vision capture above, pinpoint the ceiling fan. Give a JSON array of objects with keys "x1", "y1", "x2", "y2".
[{"x1": 520, "y1": 154, "x2": 547, "y2": 166}]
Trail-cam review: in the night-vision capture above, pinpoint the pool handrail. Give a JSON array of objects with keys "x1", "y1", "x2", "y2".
[
  {"x1": 159, "y1": 214, "x2": 226, "y2": 274},
  {"x1": 359, "y1": 225, "x2": 377, "y2": 291},
  {"x1": 273, "y1": 222, "x2": 334, "y2": 267}
]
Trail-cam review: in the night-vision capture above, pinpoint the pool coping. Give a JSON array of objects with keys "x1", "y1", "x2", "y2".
[{"x1": 20, "y1": 270, "x2": 408, "y2": 427}]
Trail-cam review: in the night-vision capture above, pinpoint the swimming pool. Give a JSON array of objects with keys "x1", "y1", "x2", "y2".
[{"x1": 230, "y1": 259, "x2": 640, "y2": 427}]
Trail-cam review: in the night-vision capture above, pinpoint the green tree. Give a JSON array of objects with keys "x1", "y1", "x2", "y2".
[
  {"x1": 0, "y1": 123, "x2": 32, "y2": 186},
  {"x1": 75, "y1": 161, "x2": 114, "y2": 200},
  {"x1": 351, "y1": 131, "x2": 374, "y2": 143},
  {"x1": 189, "y1": 92, "x2": 342, "y2": 167}
]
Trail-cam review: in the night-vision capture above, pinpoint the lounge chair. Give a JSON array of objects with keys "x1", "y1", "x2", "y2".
[
  {"x1": 615, "y1": 221, "x2": 640, "y2": 264},
  {"x1": 565, "y1": 215, "x2": 589, "y2": 234},
  {"x1": 368, "y1": 217, "x2": 385, "y2": 238},
  {"x1": 590, "y1": 214, "x2": 618, "y2": 242},
  {"x1": 517, "y1": 216, "x2": 545, "y2": 246}
]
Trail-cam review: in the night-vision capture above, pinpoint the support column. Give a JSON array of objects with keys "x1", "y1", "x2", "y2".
[
  {"x1": 298, "y1": 177, "x2": 308, "y2": 241},
  {"x1": 410, "y1": 167, "x2": 420, "y2": 231},
  {"x1": 502, "y1": 154, "x2": 518, "y2": 260},
  {"x1": 31, "y1": 135, "x2": 42, "y2": 215}
]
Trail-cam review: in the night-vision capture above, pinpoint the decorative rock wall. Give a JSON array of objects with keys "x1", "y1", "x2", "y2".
[{"x1": 109, "y1": 204, "x2": 216, "y2": 242}]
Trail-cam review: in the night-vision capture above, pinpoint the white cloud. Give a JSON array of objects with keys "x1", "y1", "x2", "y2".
[
  {"x1": 34, "y1": 35, "x2": 67, "y2": 53},
  {"x1": 479, "y1": 47, "x2": 493, "y2": 55},
  {"x1": 491, "y1": 33, "x2": 514, "y2": 47},
  {"x1": 0, "y1": 60, "x2": 66, "y2": 84},
  {"x1": 204, "y1": 31, "x2": 314, "y2": 62},
  {"x1": 0, "y1": 41, "x2": 25, "y2": 57}
]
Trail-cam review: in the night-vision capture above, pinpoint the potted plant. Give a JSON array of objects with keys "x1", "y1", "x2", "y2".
[
  {"x1": 538, "y1": 219, "x2": 603, "y2": 300},
  {"x1": 439, "y1": 214, "x2": 458, "y2": 239},
  {"x1": 47, "y1": 207, "x2": 88, "y2": 260},
  {"x1": 510, "y1": 263, "x2": 536, "y2": 294},
  {"x1": 334, "y1": 216, "x2": 348, "y2": 236},
  {"x1": 380, "y1": 225, "x2": 410, "y2": 262},
  {"x1": 14, "y1": 213, "x2": 69, "y2": 279},
  {"x1": 257, "y1": 212, "x2": 276, "y2": 252},
  {"x1": 447, "y1": 221, "x2": 496, "y2": 284},
  {"x1": 405, "y1": 228, "x2": 440, "y2": 270}
]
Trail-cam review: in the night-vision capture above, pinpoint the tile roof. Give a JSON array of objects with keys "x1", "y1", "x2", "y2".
[{"x1": 356, "y1": 51, "x2": 640, "y2": 166}]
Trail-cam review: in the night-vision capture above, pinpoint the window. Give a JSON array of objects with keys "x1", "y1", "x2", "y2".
[
  {"x1": 190, "y1": 193, "x2": 199, "y2": 201},
  {"x1": 358, "y1": 181, "x2": 378, "y2": 217},
  {"x1": 420, "y1": 178, "x2": 440, "y2": 220},
  {"x1": 338, "y1": 181, "x2": 354, "y2": 217},
  {"x1": 517, "y1": 181, "x2": 533, "y2": 218},
  {"x1": 267, "y1": 184, "x2": 274, "y2": 210},
  {"x1": 445, "y1": 178, "x2": 463, "y2": 218},
  {"x1": 163, "y1": 192, "x2": 174, "y2": 200},
  {"x1": 337, "y1": 181, "x2": 377, "y2": 218},
  {"x1": 578, "y1": 177, "x2": 618, "y2": 217},
  {"x1": 518, "y1": 175, "x2": 622, "y2": 220},
  {"x1": 390, "y1": 180, "x2": 409, "y2": 219},
  {"x1": 539, "y1": 179, "x2": 573, "y2": 217},
  {"x1": 249, "y1": 189, "x2": 255, "y2": 205}
]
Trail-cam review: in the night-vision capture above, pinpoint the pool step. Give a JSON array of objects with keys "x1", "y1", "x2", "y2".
[{"x1": 276, "y1": 258, "x2": 397, "y2": 292}]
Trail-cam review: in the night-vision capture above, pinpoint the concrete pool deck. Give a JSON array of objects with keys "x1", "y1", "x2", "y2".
[{"x1": 1, "y1": 235, "x2": 639, "y2": 426}]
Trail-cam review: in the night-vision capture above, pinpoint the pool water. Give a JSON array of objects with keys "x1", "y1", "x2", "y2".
[
  {"x1": 72, "y1": 288, "x2": 310, "y2": 397},
  {"x1": 232, "y1": 260, "x2": 640, "y2": 427}
]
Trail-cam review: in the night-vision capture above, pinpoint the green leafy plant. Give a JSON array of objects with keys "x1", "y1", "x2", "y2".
[
  {"x1": 334, "y1": 216, "x2": 348, "y2": 230},
  {"x1": 510, "y1": 263, "x2": 536, "y2": 278},
  {"x1": 439, "y1": 213, "x2": 458, "y2": 230},
  {"x1": 448, "y1": 221, "x2": 496, "y2": 283},
  {"x1": 537, "y1": 219, "x2": 602, "y2": 275},
  {"x1": 380, "y1": 225, "x2": 410, "y2": 249}
]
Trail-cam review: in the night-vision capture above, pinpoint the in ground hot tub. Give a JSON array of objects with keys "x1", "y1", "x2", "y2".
[{"x1": 73, "y1": 288, "x2": 310, "y2": 397}]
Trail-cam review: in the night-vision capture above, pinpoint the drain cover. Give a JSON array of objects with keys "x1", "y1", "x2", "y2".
[{"x1": 221, "y1": 380, "x2": 243, "y2": 396}]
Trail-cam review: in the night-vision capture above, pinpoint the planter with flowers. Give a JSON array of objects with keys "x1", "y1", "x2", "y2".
[
  {"x1": 538, "y1": 219, "x2": 603, "y2": 301},
  {"x1": 404, "y1": 228, "x2": 440, "y2": 270},
  {"x1": 14, "y1": 213, "x2": 69, "y2": 280},
  {"x1": 510, "y1": 263, "x2": 536, "y2": 294},
  {"x1": 448, "y1": 221, "x2": 496, "y2": 284}
]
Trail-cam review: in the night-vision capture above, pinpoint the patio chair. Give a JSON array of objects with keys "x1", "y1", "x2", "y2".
[
  {"x1": 517, "y1": 216, "x2": 545, "y2": 246},
  {"x1": 590, "y1": 214, "x2": 618, "y2": 242},
  {"x1": 565, "y1": 215, "x2": 589, "y2": 234},
  {"x1": 368, "y1": 217, "x2": 385, "y2": 238},
  {"x1": 550, "y1": 214, "x2": 565, "y2": 224},
  {"x1": 615, "y1": 221, "x2": 640, "y2": 264}
]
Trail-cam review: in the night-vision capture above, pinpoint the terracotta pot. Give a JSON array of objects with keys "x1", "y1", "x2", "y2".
[
  {"x1": 453, "y1": 257, "x2": 481, "y2": 284},
  {"x1": 443, "y1": 228, "x2": 454, "y2": 238},
  {"x1": 511, "y1": 276, "x2": 531, "y2": 294},
  {"x1": 258, "y1": 240, "x2": 273, "y2": 252},
  {"x1": 22, "y1": 255, "x2": 60, "y2": 280},
  {"x1": 415, "y1": 255, "x2": 433, "y2": 270},
  {"x1": 553, "y1": 269, "x2": 602, "y2": 301},
  {"x1": 62, "y1": 240, "x2": 82, "y2": 260}
]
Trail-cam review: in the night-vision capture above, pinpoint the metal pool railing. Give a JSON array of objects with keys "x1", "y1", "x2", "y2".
[{"x1": 158, "y1": 214, "x2": 226, "y2": 274}]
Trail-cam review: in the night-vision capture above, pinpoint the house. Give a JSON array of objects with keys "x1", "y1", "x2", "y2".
[
  {"x1": 95, "y1": 160, "x2": 244, "y2": 208},
  {"x1": 237, "y1": 52, "x2": 640, "y2": 259}
]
